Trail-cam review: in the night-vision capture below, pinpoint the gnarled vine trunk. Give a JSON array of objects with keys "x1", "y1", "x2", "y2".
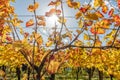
[
  {"x1": 98, "y1": 70, "x2": 103, "y2": 80},
  {"x1": 50, "y1": 74, "x2": 55, "y2": 80},
  {"x1": 16, "y1": 67, "x2": 21, "y2": 80}
]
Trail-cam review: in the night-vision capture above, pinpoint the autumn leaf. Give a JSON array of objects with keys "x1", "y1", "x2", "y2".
[
  {"x1": 0, "y1": 70, "x2": 5, "y2": 77},
  {"x1": 26, "y1": 19, "x2": 34, "y2": 27},
  {"x1": 6, "y1": 36, "x2": 12, "y2": 42},
  {"x1": 48, "y1": 1, "x2": 60, "y2": 6},
  {"x1": 94, "y1": 0, "x2": 103, "y2": 7},
  {"x1": 37, "y1": 16, "x2": 45, "y2": 21},
  {"x1": 34, "y1": 2, "x2": 39, "y2": 10},
  {"x1": 45, "y1": 9, "x2": 61, "y2": 17},
  {"x1": 95, "y1": 40, "x2": 102, "y2": 47},
  {"x1": 96, "y1": 11, "x2": 104, "y2": 18},
  {"x1": 85, "y1": 12, "x2": 98, "y2": 20},
  {"x1": 100, "y1": 19, "x2": 111, "y2": 29},
  {"x1": 27, "y1": 2, "x2": 39, "y2": 12},
  {"x1": 78, "y1": 19, "x2": 84, "y2": 28},
  {"x1": 46, "y1": 41, "x2": 53, "y2": 47},
  {"x1": 67, "y1": 0, "x2": 80, "y2": 9},
  {"x1": 79, "y1": 7, "x2": 87, "y2": 13},
  {"x1": 75, "y1": 11, "x2": 82, "y2": 19},
  {"x1": 74, "y1": 40, "x2": 82, "y2": 46},
  {"x1": 117, "y1": 0, "x2": 120, "y2": 9},
  {"x1": 79, "y1": 5, "x2": 90, "y2": 13},
  {"x1": 92, "y1": 49, "x2": 101, "y2": 54},
  {"x1": 27, "y1": 5, "x2": 34, "y2": 12},
  {"x1": 58, "y1": 17, "x2": 67, "y2": 24},
  {"x1": 113, "y1": 15, "x2": 120, "y2": 26},
  {"x1": 24, "y1": 32, "x2": 29, "y2": 38},
  {"x1": 108, "y1": 8, "x2": 114, "y2": 17},
  {"x1": 37, "y1": 21, "x2": 46, "y2": 26},
  {"x1": 47, "y1": 60, "x2": 60, "y2": 74},
  {"x1": 84, "y1": 20, "x2": 93, "y2": 26},
  {"x1": 35, "y1": 33, "x2": 43, "y2": 45},
  {"x1": 90, "y1": 26, "x2": 105, "y2": 34},
  {"x1": 102, "y1": 5, "x2": 108, "y2": 14},
  {"x1": 84, "y1": 33, "x2": 89, "y2": 40},
  {"x1": 62, "y1": 32, "x2": 72, "y2": 40}
]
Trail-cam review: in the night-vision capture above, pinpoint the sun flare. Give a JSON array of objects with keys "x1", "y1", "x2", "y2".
[{"x1": 47, "y1": 15, "x2": 59, "y2": 26}]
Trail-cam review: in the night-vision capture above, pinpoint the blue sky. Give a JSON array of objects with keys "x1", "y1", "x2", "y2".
[
  {"x1": 10, "y1": 0, "x2": 119, "y2": 47},
  {"x1": 10, "y1": 0, "x2": 80, "y2": 45}
]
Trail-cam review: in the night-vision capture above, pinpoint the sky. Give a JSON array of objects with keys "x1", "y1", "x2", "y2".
[
  {"x1": 10, "y1": 0, "x2": 119, "y2": 47},
  {"x1": 9, "y1": 0, "x2": 77, "y2": 48}
]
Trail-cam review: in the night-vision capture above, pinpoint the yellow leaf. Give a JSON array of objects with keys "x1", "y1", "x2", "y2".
[
  {"x1": 76, "y1": 30, "x2": 81, "y2": 34},
  {"x1": 102, "y1": 5, "x2": 108, "y2": 14},
  {"x1": 94, "y1": 0, "x2": 103, "y2": 7},
  {"x1": 78, "y1": 19, "x2": 83, "y2": 28},
  {"x1": 47, "y1": 60, "x2": 60, "y2": 74},
  {"x1": 85, "y1": 12, "x2": 98, "y2": 20},
  {"x1": 0, "y1": 70, "x2": 5, "y2": 77},
  {"x1": 27, "y1": 5, "x2": 34, "y2": 12},
  {"x1": 75, "y1": 11, "x2": 82, "y2": 19},
  {"x1": 46, "y1": 41, "x2": 53, "y2": 47},
  {"x1": 58, "y1": 17, "x2": 67, "y2": 24},
  {"x1": 34, "y1": 2, "x2": 39, "y2": 10},
  {"x1": 72, "y1": 2, "x2": 80, "y2": 9},
  {"x1": 96, "y1": 11, "x2": 104, "y2": 18},
  {"x1": 67, "y1": 1, "x2": 80, "y2": 9},
  {"x1": 92, "y1": 49, "x2": 101, "y2": 54},
  {"x1": 35, "y1": 33, "x2": 43, "y2": 45},
  {"x1": 27, "y1": 2, "x2": 39, "y2": 12},
  {"x1": 84, "y1": 33, "x2": 89, "y2": 40},
  {"x1": 74, "y1": 40, "x2": 82, "y2": 46},
  {"x1": 95, "y1": 40, "x2": 102, "y2": 47}
]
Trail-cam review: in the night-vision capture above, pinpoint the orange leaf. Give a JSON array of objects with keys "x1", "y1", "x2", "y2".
[
  {"x1": 37, "y1": 21, "x2": 46, "y2": 26},
  {"x1": 67, "y1": 1, "x2": 80, "y2": 9},
  {"x1": 84, "y1": 21, "x2": 93, "y2": 26},
  {"x1": 85, "y1": 12, "x2": 98, "y2": 20},
  {"x1": 34, "y1": 2, "x2": 39, "y2": 10},
  {"x1": 94, "y1": 0, "x2": 103, "y2": 7},
  {"x1": 75, "y1": 11, "x2": 82, "y2": 19},
  {"x1": 90, "y1": 26, "x2": 105, "y2": 34},
  {"x1": 27, "y1": 5, "x2": 34, "y2": 12},
  {"x1": 79, "y1": 7, "x2": 87, "y2": 13},
  {"x1": 45, "y1": 12, "x2": 51, "y2": 17},
  {"x1": 27, "y1": 2, "x2": 39, "y2": 12},
  {"x1": 48, "y1": 1, "x2": 60, "y2": 6},
  {"x1": 95, "y1": 40, "x2": 102, "y2": 47},
  {"x1": 96, "y1": 11, "x2": 104, "y2": 18},
  {"x1": 113, "y1": 15, "x2": 120, "y2": 26},
  {"x1": 45, "y1": 9, "x2": 61, "y2": 17},
  {"x1": 24, "y1": 32, "x2": 29, "y2": 38},
  {"x1": 102, "y1": 5, "x2": 108, "y2": 14},
  {"x1": 26, "y1": 19, "x2": 34, "y2": 27},
  {"x1": 37, "y1": 16, "x2": 45, "y2": 21},
  {"x1": 6, "y1": 36, "x2": 12, "y2": 42},
  {"x1": 79, "y1": 5, "x2": 90, "y2": 13},
  {"x1": 108, "y1": 8, "x2": 114, "y2": 17},
  {"x1": 117, "y1": 0, "x2": 120, "y2": 9}
]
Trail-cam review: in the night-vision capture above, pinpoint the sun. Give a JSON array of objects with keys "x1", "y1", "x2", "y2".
[{"x1": 47, "y1": 15, "x2": 59, "y2": 26}]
